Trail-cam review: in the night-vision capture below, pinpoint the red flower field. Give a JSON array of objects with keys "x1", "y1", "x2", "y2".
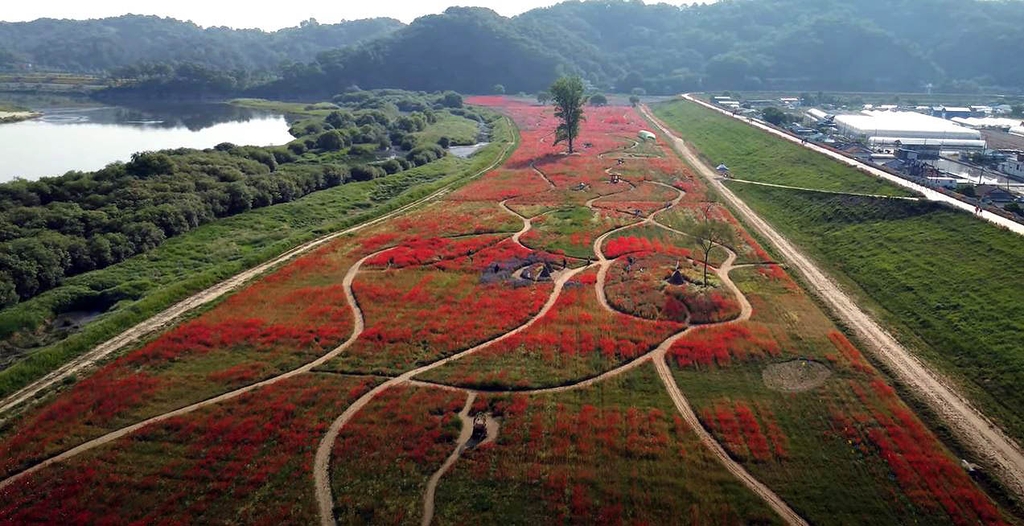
[{"x1": 0, "y1": 96, "x2": 1010, "y2": 526}]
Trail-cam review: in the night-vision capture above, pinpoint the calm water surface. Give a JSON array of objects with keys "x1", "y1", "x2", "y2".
[{"x1": 0, "y1": 104, "x2": 294, "y2": 182}]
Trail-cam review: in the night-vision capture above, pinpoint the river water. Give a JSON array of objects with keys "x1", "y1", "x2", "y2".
[{"x1": 0, "y1": 103, "x2": 294, "y2": 182}]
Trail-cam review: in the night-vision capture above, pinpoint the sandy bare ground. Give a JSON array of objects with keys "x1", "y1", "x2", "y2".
[
  {"x1": 0, "y1": 132, "x2": 515, "y2": 419},
  {"x1": 642, "y1": 104, "x2": 1024, "y2": 501}
]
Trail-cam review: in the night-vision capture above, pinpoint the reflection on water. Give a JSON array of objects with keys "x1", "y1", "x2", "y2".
[
  {"x1": 449, "y1": 143, "x2": 490, "y2": 158},
  {"x1": 0, "y1": 103, "x2": 294, "y2": 182}
]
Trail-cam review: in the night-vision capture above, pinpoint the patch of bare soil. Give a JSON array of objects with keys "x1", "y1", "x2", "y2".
[{"x1": 763, "y1": 359, "x2": 832, "y2": 393}]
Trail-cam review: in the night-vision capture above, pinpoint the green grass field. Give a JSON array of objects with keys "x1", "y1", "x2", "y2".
[
  {"x1": 0, "y1": 118, "x2": 514, "y2": 401},
  {"x1": 653, "y1": 100, "x2": 916, "y2": 197},
  {"x1": 410, "y1": 116, "x2": 480, "y2": 146},
  {"x1": 724, "y1": 184, "x2": 1024, "y2": 444},
  {"x1": 229, "y1": 98, "x2": 339, "y2": 117}
]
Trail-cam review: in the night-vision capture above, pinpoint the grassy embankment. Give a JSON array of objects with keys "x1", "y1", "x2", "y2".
[
  {"x1": 0, "y1": 113, "x2": 516, "y2": 401},
  {"x1": 655, "y1": 99, "x2": 1024, "y2": 445},
  {"x1": 654, "y1": 99, "x2": 916, "y2": 196}
]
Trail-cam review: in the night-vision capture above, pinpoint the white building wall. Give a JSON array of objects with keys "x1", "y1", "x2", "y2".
[{"x1": 1001, "y1": 161, "x2": 1024, "y2": 178}]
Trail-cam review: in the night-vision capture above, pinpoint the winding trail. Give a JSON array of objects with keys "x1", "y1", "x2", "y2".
[
  {"x1": 499, "y1": 200, "x2": 532, "y2": 248},
  {"x1": 652, "y1": 353, "x2": 808, "y2": 526},
  {"x1": 641, "y1": 103, "x2": 1024, "y2": 502},
  {"x1": 530, "y1": 161, "x2": 557, "y2": 188},
  {"x1": 421, "y1": 392, "x2": 477, "y2": 526},
  {"x1": 415, "y1": 169, "x2": 807, "y2": 524},
  {"x1": 0, "y1": 125, "x2": 517, "y2": 419},
  {"x1": 313, "y1": 264, "x2": 590, "y2": 525},
  {"x1": 0, "y1": 249, "x2": 376, "y2": 492},
  {"x1": 1, "y1": 110, "x2": 808, "y2": 526}
]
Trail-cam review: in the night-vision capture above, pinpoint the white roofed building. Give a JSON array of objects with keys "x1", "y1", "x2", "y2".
[{"x1": 834, "y1": 111, "x2": 986, "y2": 150}]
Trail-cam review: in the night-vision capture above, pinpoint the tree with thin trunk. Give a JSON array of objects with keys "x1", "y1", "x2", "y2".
[
  {"x1": 550, "y1": 75, "x2": 587, "y2": 154},
  {"x1": 693, "y1": 202, "x2": 733, "y2": 287}
]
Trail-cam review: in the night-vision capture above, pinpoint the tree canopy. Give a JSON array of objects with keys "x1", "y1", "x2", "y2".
[
  {"x1": 0, "y1": 89, "x2": 481, "y2": 309},
  {"x1": 4, "y1": 0, "x2": 1024, "y2": 96},
  {"x1": 550, "y1": 75, "x2": 587, "y2": 154},
  {"x1": 0, "y1": 15, "x2": 401, "y2": 73}
]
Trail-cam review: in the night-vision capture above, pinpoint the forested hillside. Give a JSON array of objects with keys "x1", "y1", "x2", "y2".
[
  {"x1": 3, "y1": 0, "x2": 1024, "y2": 95},
  {"x1": 0, "y1": 16, "x2": 402, "y2": 72}
]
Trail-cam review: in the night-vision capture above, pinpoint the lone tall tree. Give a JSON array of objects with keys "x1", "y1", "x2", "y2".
[
  {"x1": 550, "y1": 75, "x2": 587, "y2": 154},
  {"x1": 694, "y1": 202, "x2": 733, "y2": 287}
]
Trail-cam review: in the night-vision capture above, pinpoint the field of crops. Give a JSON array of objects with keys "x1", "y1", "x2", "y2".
[{"x1": 0, "y1": 98, "x2": 1011, "y2": 525}]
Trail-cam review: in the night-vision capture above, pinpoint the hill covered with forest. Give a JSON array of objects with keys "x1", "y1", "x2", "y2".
[
  {"x1": 2, "y1": 0, "x2": 1024, "y2": 95},
  {"x1": 0, "y1": 16, "x2": 403, "y2": 73}
]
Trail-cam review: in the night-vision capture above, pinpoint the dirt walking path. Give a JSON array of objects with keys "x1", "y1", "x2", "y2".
[
  {"x1": 653, "y1": 353, "x2": 808, "y2": 526},
  {"x1": 530, "y1": 161, "x2": 557, "y2": 188},
  {"x1": 0, "y1": 133, "x2": 516, "y2": 419},
  {"x1": 421, "y1": 392, "x2": 477, "y2": 526},
  {"x1": 499, "y1": 200, "x2": 532, "y2": 248},
  {"x1": 313, "y1": 263, "x2": 591, "y2": 525},
  {"x1": 725, "y1": 178, "x2": 921, "y2": 200},
  {"x1": 0, "y1": 249, "x2": 375, "y2": 492},
  {"x1": 313, "y1": 144, "x2": 803, "y2": 524},
  {"x1": 642, "y1": 104, "x2": 1024, "y2": 501}
]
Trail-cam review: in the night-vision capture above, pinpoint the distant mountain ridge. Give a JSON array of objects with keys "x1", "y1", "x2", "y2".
[{"x1": 2, "y1": 0, "x2": 1023, "y2": 95}]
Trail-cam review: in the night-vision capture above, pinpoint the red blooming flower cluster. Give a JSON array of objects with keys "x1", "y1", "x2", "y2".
[
  {"x1": 0, "y1": 375, "x2": 376, "y2": 524},
  {"x1": 667, "y1": 323, "x2": 782, "y2": 369},
  {"x1": 830, "y1": 381, "x2": 1005, "y2": 525},
  {"x1": 701, "y1": 400, "x2": 788, "y2": 462},
  {"x1": 426, "y1": 269, "x2": 683, "y2": 388},
  {"x1": 331, "y1": 386, "x2": 467, "y2": 524}
]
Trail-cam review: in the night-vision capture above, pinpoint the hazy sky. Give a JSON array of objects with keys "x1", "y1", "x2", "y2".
[{"x1": 0, "y1": 1, "x2": 708, "y2": 31}]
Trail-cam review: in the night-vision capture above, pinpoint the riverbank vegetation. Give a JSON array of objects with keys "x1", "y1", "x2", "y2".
[
  {"x1": 0, "y1": 90, "x2": 486, "y2": 309},
  {"x1": 0, "y1": 91, "x2": 513, "y2": 399}
]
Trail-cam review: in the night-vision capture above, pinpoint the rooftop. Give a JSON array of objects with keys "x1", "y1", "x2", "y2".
[{"x1": 834, "y1": 111, "x2": 982, "y2": 141}]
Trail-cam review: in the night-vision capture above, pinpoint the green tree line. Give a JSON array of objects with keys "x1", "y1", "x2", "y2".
[
  {"x1": 5, "y1": 1, "x2": 1024, "y2": 96},
  {"x1": 0, "y1": 90, "x2": 482, "y2": 308}
]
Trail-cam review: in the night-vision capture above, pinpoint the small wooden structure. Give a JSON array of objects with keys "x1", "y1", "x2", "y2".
[{"x1": 471, "y1": 414, "x2": 488, "y2": 441}]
